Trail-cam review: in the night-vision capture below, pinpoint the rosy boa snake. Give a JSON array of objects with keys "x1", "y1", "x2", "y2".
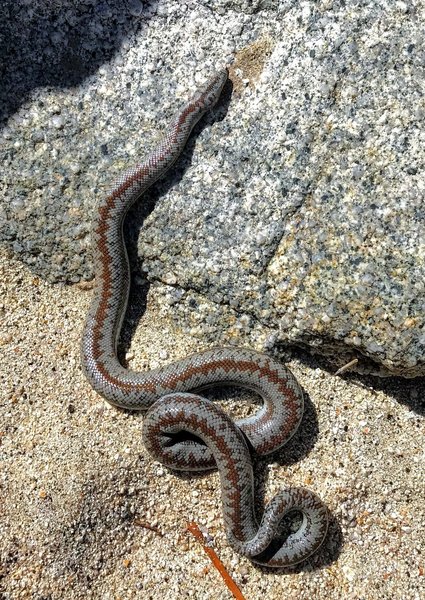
[{"x1": 81, "y1": 67, "x2": 328, "y2": 566}]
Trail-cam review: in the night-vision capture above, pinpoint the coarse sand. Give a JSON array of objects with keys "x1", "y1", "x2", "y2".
[{"x1": 1, "y1": 247, "x2": 424, "y2": 599}]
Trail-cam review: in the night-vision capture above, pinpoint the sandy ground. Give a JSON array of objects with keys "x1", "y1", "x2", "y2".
[{"x1": 1, "y1": 246, "x2": 424, "y2": 600}]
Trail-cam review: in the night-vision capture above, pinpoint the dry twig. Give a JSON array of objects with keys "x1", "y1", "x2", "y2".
[
  {"x1": 134, "y1": 519, "x2": 163, "y2": 537},
  {"x1": 335, "y1": 358, "x2": 359, "y2": 376}
]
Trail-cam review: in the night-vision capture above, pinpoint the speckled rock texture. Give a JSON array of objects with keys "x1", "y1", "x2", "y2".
[{"x1": 1, "y1": 0, "x2": 424, "y2": 376}]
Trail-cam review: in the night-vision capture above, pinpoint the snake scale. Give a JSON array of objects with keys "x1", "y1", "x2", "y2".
[{"x1": 81, "y1": 67, "x2": 328, "y2": 566}]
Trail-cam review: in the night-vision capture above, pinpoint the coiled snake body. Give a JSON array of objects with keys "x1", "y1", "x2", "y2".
[{"x1": 81, "y1": 68, "x2": 328, "y2": 566}]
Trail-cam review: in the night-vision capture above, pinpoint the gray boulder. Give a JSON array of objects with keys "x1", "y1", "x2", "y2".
[{"x1": 1, "y1": 1, "x2": 423, "y2": 376}]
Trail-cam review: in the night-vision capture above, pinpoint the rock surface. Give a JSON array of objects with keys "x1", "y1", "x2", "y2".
[{"x1": 1, "y1": 0, "x2": 424, "y2": 376}]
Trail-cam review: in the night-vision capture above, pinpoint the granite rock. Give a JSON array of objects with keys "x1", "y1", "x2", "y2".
[{"x1": 1, "y1": 0, "x2": 423, "y2": 376}]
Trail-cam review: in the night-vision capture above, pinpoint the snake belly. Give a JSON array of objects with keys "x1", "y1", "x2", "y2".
[{"x1": 81, "y1": 67, "x2": 328, "y2": 566}]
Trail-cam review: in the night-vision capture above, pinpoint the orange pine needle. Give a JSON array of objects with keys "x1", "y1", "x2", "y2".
[{"x1": 186, "y1": 521, "x2": 246, "y2": 600}]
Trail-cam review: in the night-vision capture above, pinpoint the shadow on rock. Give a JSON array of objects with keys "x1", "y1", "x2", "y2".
[{"x1": 0, "y1": 0, "x2": 155, "y2": 123}]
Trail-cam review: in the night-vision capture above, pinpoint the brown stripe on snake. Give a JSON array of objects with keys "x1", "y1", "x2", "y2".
[
  {"x1": 143, "y1": 397, "x2": 250, "y2": 541},
  {"x1": 142, "y1": 394, "x2": 328, "y2": 564},
  {"x1": 81, "y1": 68, "x2": 329, "y2": 566}
]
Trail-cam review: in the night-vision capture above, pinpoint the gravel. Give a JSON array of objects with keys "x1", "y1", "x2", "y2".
[{"x1": 1, "y1": 247, "x2": 424, "y2": 599}]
